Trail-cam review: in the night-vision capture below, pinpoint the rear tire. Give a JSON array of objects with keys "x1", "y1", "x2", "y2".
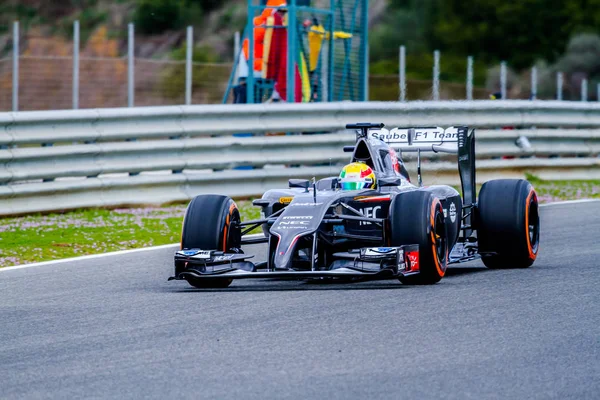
[
  {"x1": 180, "y1": 194, "x2": 242, "y2": 288},
  {"x1": 390, "y1": 191, "x2": 448, "y2": 285},
  {"x1": 477, "y1": 179, "x2": 540, "y2": 269}
]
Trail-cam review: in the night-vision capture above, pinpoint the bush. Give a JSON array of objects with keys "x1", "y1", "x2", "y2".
[
  {"x1": 170, "y1": 43, "x2": 218, "y2": 63},
  {"x1": 537, "y1": 33, "x2": 600, "y2": 100},
  {"x1": 189, "y1": 0, "x2": 221, "y2": 12},
  {"x1": 556, "y1": 34, "x2": 600, "y2": 77},
  {"x1": 134, "y1": 0, "x2": 184, "y2": 34},
  {"x1": 134, "y1": 0, "x2": 202, "y2": 34}
]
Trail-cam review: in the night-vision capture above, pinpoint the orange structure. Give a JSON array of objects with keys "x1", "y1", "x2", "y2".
[{"x1": 242, "y1": 0, "x2": 286, "y2": 75}]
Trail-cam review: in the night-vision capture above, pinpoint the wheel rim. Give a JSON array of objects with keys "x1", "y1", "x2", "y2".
[
  {"x1": 227, "y1": 208, "x2": 242, "y2": 252},
  {"x1": 527, "y1": 195, "x2": 540, "y2": 255},
  {"x1": 433, "y1": 209, "x2": 447, "y2": 266}
]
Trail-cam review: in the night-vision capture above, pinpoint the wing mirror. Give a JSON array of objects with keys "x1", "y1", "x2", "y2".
[
  {"x1": 379, "y1": 177, "x2": 402, "y2": 187},
  {"x1": 252, "y1": 199, "x2": 270, "y2": 207},
  {"x1": 315, "y1": 177, "x2": 339, "y2": 191},
  {"x1": 289, "y1": 179, "x2": 310, "y2": 192}
]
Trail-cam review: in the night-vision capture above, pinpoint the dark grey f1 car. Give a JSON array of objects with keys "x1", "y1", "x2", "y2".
[{"x1": 169, "y1": 123, "x2": 540, "y2": 288}]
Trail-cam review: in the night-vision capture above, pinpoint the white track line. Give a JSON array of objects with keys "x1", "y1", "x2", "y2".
[
  {"x1": 0, "y1": 233, "x2": 266, "y2": 272},
  {"x1": 0, "y1": 243, "x2": 180, "y2": 272},
  {"x1": 2, "y1": 200, "x2": 599, "y2": 272},
  {"x1": 539, "y1": 198, "x2": 600, "y2": 207}
]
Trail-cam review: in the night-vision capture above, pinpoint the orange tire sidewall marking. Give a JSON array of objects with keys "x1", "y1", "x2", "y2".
[
  {"x1": 223, "y1": 202, "x2": 237, "y2": 252},
  {"x1": 430, "y1": 198, "x2": 446, "y2": 277},
  {"x1": 525, "y1": 189, "x2": 538, "y2": 260},
  {"x1": 180, "y1": 203, "x2": 190, "y2": 250},
  {"x1": 180, "y1": 222, "x2": 184, "y2": 250}
]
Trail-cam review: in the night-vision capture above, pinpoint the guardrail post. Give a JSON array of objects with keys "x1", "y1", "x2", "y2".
[
  {"x1": 399, "y1": 45, "x2": 406, "y2": 102},
  {"x1": 233, "y1": 31, "x2": 240, "y2": 83},
  {"x1": 176, "y1": 26, "x2": 191, "y2": 173},
  {"x1": 531, "y1": 66, "x2": 537, "y2": 100},
  {"x1": 12, "y1": 21, "x2": 19, "y2": 112},
  {"x1": 500, "y1": 61, "x2": 507, "y2": 100},
  {"x1": 363, "y1": 42, "x2": 369, "y2": 101},
  {"x1": 581, "y1": 78, "x2": 588, "y2": 102},
  {"x1": 128, "y1": 23, "x2": 134, "y2": 107},
  {"x1": 185, "y1": 26, "x2": 193, "y2": 106},
  {"x1": 466, "y1": 56, "x2": 473, "y2": 100},
  {"x1": 246, "y1": 0, "x2": 254, "y2": 104},
  {"x1": 557, "y1": 72, "x2": 563, "y2": 101},
  {"x1": 327, "y1": 0, "x2": 335, "y2": 102},
  {"x1": 432, "y1": 50, "x2": 440, "y2": 100},
  {"x1": 287, "y1": 0, "x2": 297, "y2": 102},
  {"x1": 73, "y1": 20, "x2": 80, "y2": 109},
  {"x1": 361, "y1": 0, "x2": 369, "y2": 102},
  {"x1": 126, "y1": 24, "x2": 137, "y2": 156}
]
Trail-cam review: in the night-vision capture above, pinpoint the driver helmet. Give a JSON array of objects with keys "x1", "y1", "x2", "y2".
[{"x1": 339, "y1": 162, "x2": 376, "y2": 190}]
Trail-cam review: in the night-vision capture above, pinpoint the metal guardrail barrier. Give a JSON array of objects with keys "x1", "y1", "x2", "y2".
[{"x1": 0, "y1": 100, "x2": 599, "y2": 215}]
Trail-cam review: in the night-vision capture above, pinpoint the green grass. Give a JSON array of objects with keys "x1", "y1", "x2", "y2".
[
  {"x1": 455, "y1": 177, "x2": 600, "y2": 204},
  {"x1": 523, "y1": 175, "x2": 600, "y2": 203},
  {"x1": 0, "y1": 201, "x2": 260, "y2": 268},
  {"x1": 0, "y1": 179, "x2": 598, "y2": 268}
]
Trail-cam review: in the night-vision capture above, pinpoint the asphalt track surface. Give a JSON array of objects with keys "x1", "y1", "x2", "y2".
[{"x1": 1, "y1": 201, "x2": 599, "y2": 399}]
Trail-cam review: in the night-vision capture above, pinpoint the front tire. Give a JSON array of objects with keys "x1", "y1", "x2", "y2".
[
  {"x1": 477, "y1": 179, "x2": 540, "y2": 269},
  {"x1": 390, "y1": 191, "x2": 448, "y2": 285},
  {"x1": 186, "y1": 277, "x2": 234, "y2": 289},
  {"x1": 180, "y1": 194, "x2": 242, "y2": 288}
]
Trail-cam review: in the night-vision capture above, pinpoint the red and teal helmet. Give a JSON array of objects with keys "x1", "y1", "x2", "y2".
[{"x1": 339, "y1": 162, "x2": 377, "y2": 190}]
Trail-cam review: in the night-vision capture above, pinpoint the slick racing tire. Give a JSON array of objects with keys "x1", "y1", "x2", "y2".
[
  {"x1": 179, "y1": 194, "x2": 242, "y2": 289},
  {"x1": 477, "y1": 179, "x2": 540, "y2": 269},
  {"x1": 390, "y1": 191, "x2": 448, "y2": 285}
]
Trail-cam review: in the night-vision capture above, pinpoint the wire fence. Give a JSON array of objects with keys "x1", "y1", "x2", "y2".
[
  {"x1": 0, "y1": 22, "x2": 236, "y2": 111},
  {"x1": 370, "y1": 75, "x2": 489, "y2": 101},
  {"x1": 2, "y1": 19, "x2": 594, "y2": 112},
  {"x1": 0, "y1": 58, "x2": 12, "y2": 110},
  {"x1": 0, "y1": 55, "x2": 234, "y2": 111},
  {"x1": 0, "y1": 54, "x2": 556, "y2": 111},
  {"x1": 79, "y1": 57, "x2": 127, "y2": 109}
]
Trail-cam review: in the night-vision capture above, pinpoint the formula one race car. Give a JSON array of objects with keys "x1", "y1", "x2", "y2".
[{"x1": 169, "y1": 123, "x2": 540, "y2": 288}]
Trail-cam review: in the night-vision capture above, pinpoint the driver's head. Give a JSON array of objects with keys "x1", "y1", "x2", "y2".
[{"x1": 339, "y1": 162, "x2": 376, "y2": 190}]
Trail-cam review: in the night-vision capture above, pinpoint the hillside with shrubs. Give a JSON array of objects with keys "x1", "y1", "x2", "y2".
[{"x1": 1, "y1": 0, "x2": 599, "y2": 104}]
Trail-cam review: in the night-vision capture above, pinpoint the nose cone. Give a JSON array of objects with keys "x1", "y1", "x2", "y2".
[{"x1": 269, "y1": 194, "x2": 331, "y2": 269}]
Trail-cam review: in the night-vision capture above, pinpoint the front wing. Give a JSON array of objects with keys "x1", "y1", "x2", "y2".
[{"x1": 169, "y1": 245, "x2": 420, "y2": 282}]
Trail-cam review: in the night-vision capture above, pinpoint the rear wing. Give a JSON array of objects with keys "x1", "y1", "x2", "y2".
[{"x1": 367, "y1": 126, "x2": 459, "y2": 153}]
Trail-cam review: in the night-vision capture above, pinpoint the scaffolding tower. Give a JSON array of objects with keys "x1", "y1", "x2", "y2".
[{"x1": 223, "y1": 0, "x2": 368, "y2": 104}]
